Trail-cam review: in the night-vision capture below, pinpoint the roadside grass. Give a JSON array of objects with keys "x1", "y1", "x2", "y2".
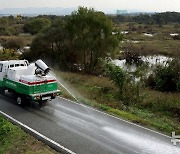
[
  {"x1": 0, "y1": 115, "x2": 58, "y2": 154},
  {"x1": 56, "y1": 71, "x2": 180, "y2": 135}
]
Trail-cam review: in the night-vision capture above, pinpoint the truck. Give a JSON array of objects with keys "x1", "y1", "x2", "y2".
[{"x1": 0, "y1": 59, "x2": 60, "y2": 106}]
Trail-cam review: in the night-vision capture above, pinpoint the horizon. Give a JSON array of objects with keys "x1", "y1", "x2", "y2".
[{"x1": 0, "y1": 0, "x2": 180, "y2": 13}]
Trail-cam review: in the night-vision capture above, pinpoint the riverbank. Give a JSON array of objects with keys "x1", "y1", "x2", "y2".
[{"x1": 0, "y1": 115, "x2": 57, "y2": 154}]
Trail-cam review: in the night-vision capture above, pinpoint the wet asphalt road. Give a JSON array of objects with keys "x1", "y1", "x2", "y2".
[{"x1": 0, "y1": 94, "x2": 180, "y2": 154}]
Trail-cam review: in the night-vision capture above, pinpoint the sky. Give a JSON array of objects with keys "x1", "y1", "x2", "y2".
[{"x1": 0, "y1": 0, "x2": 180, "y2": 12}]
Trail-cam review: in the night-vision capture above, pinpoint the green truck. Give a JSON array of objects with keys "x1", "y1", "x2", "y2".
[{"x1": 0, "y1": 59, "x2": 60, "y2": 105}]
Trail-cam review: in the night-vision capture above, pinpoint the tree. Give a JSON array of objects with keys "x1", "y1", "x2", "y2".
[
  {"x1": 24, "y1": 18, "x2": 51, "y2": 34},
  {"x1": 66, "y1": 7, "x2": 121, "y2": 73},
  {"x1": 0, "y1": 17, "x2": 9, "y2": 35},
  {"x1": 27, "y1": 7, "x2": 122, "y2": 73}
]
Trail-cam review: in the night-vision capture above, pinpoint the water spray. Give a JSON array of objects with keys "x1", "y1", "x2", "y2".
[{"x1": 50, "y1": 72, "x2": 79, "y2": 102}]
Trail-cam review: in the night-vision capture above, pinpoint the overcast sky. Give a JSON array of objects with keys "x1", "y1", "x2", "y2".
[{"x1": 0, "y1": 0, "x2": 180, "y2": 12}]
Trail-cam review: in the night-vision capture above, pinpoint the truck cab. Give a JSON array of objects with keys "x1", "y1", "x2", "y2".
[{"x1": 0, "y1": 60, "x2": 29, "y2": 80}]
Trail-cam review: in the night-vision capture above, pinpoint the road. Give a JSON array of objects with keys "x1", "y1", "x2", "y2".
[{"x1": 0, "y1": 94, "x2": 180, "y2": 154}]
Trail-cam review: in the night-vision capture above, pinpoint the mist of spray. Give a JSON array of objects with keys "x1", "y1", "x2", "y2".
[{"x1": 50, "y1": 71, "x2": 79, "y2": 102}]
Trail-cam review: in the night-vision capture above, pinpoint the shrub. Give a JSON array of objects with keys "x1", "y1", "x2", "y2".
[
  {"x1": 106, "y1": 62, "x2": 142, "y2": 106},
  {"x1": 0, "y1": 49, "x2": 19, "y2": 60},
  {"x1": 146, "y1": 59, "x2": 180, "y2": 92},
  {"x1": 3, "y1": 38, "x2": 24, "y2": 50},
  {"x1": 123, "y1": 45, "x2": 142, "y2": 65},
  {"x1": 173, "y1": 35, "x2": 180, "y2": 40}
]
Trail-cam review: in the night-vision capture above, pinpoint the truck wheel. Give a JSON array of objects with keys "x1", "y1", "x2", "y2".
[
  {"x1": 38, "y1": 100, "x2": 48, "y2": 107},
  {"x1": 16, "y1": 96, "x2": 25, "y2": 106},
  {"x1": 0, "y1": 88, "x2": 5, "y2": 95}
]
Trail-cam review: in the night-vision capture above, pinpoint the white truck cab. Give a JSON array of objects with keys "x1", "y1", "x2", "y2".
[{"x1": 0, "y1": 60, "x2": 29, "y2": 81}]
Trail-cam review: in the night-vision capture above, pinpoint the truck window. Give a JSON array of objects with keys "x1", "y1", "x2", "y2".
[
  {"x1": 0, "y1": 64, "x2": 3, "y2": 72},
  {"x1": 10, "y1": 64, "x2": 14, "y2": 68},
  {"x1": 15, "y1": 64, "x2": 20, "y2": 67},
  {"x1": 25, "y1": 61, "x2": 29, "y2": 66}
]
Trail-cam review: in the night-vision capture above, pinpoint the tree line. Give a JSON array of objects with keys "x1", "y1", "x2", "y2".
[{"x1": 113, "y1": 12, "x2": 180, "y2": 25}]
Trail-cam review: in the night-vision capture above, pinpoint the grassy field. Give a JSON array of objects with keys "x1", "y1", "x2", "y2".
[
  {"x1": 116, "y1": 23, "x2": 180, "y2": 58},
  {"x1": 0, "y1": 115, "x2": 58, "y2": 154},
  {"x1": 0, "y1": 35, "x2": 34, "y2": 46},
  {"x1": 55, "y1": 71, "x2": 180, "y2": 135}
]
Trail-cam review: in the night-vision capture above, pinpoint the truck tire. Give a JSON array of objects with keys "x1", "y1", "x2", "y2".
[
  {"x1": 16, "y1": 96, "x2": 25, "y2": 106},
  {"x1": 0, "y1": 88, "x2": 5, "y2": 95},
  {"x1": 38, "y1": 100, "x2": 48, "y2": 107}
]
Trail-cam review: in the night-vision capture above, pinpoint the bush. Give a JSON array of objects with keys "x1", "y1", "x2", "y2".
[
  {"x1": 106, "y1": 62, "x2": 142, "y2": 106},
  {"x1": 3, "y1": 38, "x2": 24, "y2": 50},
  {"x1": 123, "y1": 45, "x2": 142, "y2": 65},
  {"x1": 173, "y1": 35, "x2": 180, "y2": 40},
  {"x1": 146, "y1": 59, "x2": 180, "y2": 92},
  {"x1": 24, "y1": 18, "x2": 51, "y2": 35},
  {"x1": 0, "y1": 49, "x2": 19, "y2": 60}
]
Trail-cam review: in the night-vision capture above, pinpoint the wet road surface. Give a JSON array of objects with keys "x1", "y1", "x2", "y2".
[{"x1": 0, "y1": 95, "x2": 179, "y2": 154}]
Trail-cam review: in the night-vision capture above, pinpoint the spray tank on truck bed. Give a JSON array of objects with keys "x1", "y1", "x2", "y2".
[{"x1": 0, "y1": 59, "x2": 60, "y2": 106}]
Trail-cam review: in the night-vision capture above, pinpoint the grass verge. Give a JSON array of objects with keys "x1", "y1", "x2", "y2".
[{"x1": 0, "y1": 115, "x2": 58, "y2": 154}]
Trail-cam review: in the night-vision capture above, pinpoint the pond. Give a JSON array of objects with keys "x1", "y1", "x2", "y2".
[{"x1": 113, "y1": 55, "x2": 172, "y2": 76}]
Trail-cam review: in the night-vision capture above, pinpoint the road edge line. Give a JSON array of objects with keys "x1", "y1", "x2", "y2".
[
  {"x1": 0, "y1": 111, "x2": 76, "y2": 154},
  {"x1": 58, "y1": 96, "x2": 171, "y2": 139}
]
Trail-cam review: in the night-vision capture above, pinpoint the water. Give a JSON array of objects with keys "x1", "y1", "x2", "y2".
[
  {"x1": 113, "y1": 59, "x2": 137, "y2": 72},
  {"x1": 113, "y1": 55, "x2": 172, "y2": 73},
  {"x1": 143, "y1": 33, "x2": 153, "y2": 37},
  {"x1": 50, "y1": 71, "x2": 79, "y2": 102},
  {"x1": 103, "y1": 127, "x2": 180, "y2": 154},
  {"x1": 170, "y1": 33, "x2": 178, "y2": 36},
  {"x1": 122, "y1": 40, "x2": 140, "y2": 44},
  {"x1": 141, "y1": 55, "x2": 172, "y2": 67}
]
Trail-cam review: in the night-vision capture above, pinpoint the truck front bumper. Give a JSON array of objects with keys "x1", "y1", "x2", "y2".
[{"x1": 31, "y1": 90, "x2": 60, "y2": 102}]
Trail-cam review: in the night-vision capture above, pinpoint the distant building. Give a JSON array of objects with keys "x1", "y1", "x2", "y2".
[
  {"x1": 117, "y1": 10, "x2": 128, "y2": 15},
  {"x1": 16, "y1": 14, "x2": 22, "y2": 22}
]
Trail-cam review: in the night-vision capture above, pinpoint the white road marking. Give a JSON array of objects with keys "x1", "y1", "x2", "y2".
[
  {"x1": 58, "y1": 96, "x2": 171, "y2": 139},
  {"x1": 0, "y1": 110, "x2": 76, "y2": 154}
]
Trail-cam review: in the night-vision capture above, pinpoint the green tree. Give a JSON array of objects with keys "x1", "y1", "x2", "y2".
[
  {"x1": 66, "y1": 7, "x2": 121, "y2": 73},
  {"x1": 0, "y1": 17, "x2": 9, "y2": 35},
  {"x1": 29, "y1": 20, "x2": 70, "y2": 68},
  {"x1": 24, "y1": 18, "x2": 51, "y2": 34},
  {"x1": 28, "y1": 7, "x2": 122, "y2": 73}
]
